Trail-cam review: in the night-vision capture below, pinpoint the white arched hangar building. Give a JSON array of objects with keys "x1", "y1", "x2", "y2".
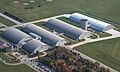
[
  {"x1": 22, "y1": 39, "x2": 49, "y2": 54},
  {"x1": 22, "y1": 24, "x2": 67, "y2": 46},
  {"x1": 69, "y1": 13, "x2": 114, "y2": 32},
  {"x1": 1, "y1": 28, "x2": 49, "y2": 54},
  {"x1": 1, "y1": 28, "x2": 32, "y2": 45},
  {"x1": 45, "y1": 19, "x2": 92, "y2": 40}
]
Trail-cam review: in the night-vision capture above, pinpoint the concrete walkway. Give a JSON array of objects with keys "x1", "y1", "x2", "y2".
[
  {"x1": 68, "y1": 31, "x2": 120, "y2": 48},
  {"x1": 0, "y1": 58, "x2": 22, "y2": 66},
  {"x1": 24, "y1": 14, "x2": 71, "y2": 24},
  {"x1": 0, "y1": 14, "x2": 71, "y2": 31},
  {"x1": 105, "y1": 29, "x2": 120, "y2": 36},
  {"x1": 25, "y1": 62, "x2": 41, "y2": 72},
  {"x1": 29, "y1": 52, "x2": 47, "y2": 60},
  {"x1": 12, "y1": 52, "x2": 43, "y2": 72}
]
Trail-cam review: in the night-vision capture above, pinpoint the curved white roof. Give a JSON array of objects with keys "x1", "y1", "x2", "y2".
[
  {"x1": 45, "y1": 19, "x2": 91, "y2": 40},
  {"x1": 69, "y1": 13, "x2": 113, "y2": 31},
  {"x1": 1, "y1": 28, "x2": 31, "y2": 44}
]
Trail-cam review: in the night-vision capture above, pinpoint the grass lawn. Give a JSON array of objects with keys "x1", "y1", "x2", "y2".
[
  {"x1": 1, "y1": 0, "x2": 120, "y2": 71},
  {"x1": 0, "y1": 52, "x2": 16, "y2": 63},
  {"x1": 34, "y1": 22, "x2": 53, "y2": 32},
  {"x1": 94, "y1": 32, "x2": 112, "y2": 37},
  {"x1": 57, "y1": 17, "x2": 80, "y2": 27},
  {"x1": 0, "y1": 16, "x2": 16, "y2": 26},
  {"x1": 0, "y1": 62, "x2": 36, "y2": 72},
  {"x1": 0, "y1": 52, "x2": 36, "y2": 72},
  {"x1": 34, "y1": 22, "x2": 44, "y2": 27},
  {"x1": 114, "y1": 24, "x2": 120, "y2": 32},
  {"x1": 75, "y1": 38, "x2": 120, "y2": 72},
  {"x1": 0, "y1": 0, "x2": 120, "y2": 24}
]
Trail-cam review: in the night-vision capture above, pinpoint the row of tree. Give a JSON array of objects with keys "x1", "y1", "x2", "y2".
[
  {"x1": 24, "y1": 4, "x2": 43, "y2": 9},
  {"x1": 3, "y1": 11, "x2": 23, "y2": 22}
]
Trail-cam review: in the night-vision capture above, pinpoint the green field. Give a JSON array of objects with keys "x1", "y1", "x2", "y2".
[
  {"x1": 75, "y1": 38, "x2": 120, "y2": 71},
  {"x1": 0, "y1": 62, "x2": 36, "y2": 72},
  {"x1": 57, "y1": 17, "x2": 80, "y2": 27},
  {"x1": 0, "y1": 0, "x2": 120, "y2": 72},
  {"x1": 34, "y1": 22, "x2": 53, "y2": 32},
  {"x1": 0, "y1": 52, "x2": 36, "y2": 72},
  {"x1": 0, "y1": 17, "x2": 16, "y2": 26},
  {"x1": 0, "y1": 0, "x2": 120, "y2": 24}
]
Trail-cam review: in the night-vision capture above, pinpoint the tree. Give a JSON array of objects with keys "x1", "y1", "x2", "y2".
[
  {"x1": 84, "y1": 68, "x2": 92, "y2": 72},
  {"x1": 107, "y1": 68, "x2": 111, "y2": 72},
  {"x1": 49, "y1": 62, "x2": 54, "y2": 68},
  {"x1": 36, "y1": 51, "x2": 40, "y2": 59},
  {"x1": 94, "y1": 62, "x2": 100, "y2": 68}
]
